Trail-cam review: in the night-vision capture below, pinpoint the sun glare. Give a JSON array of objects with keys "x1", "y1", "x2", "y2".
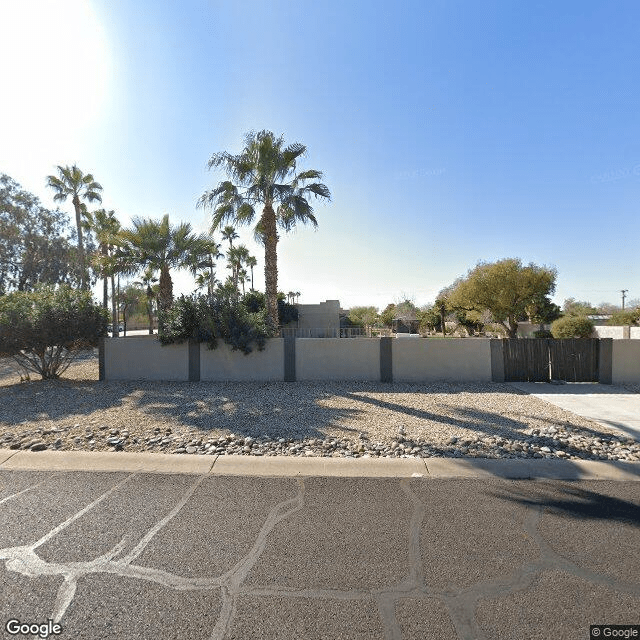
[{"x1": 0, "y1": 0, "x2": 111, "y2": 181}]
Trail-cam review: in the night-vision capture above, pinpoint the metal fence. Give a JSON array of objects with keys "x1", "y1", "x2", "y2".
[{"x1": 279, "y1": 327, "x2": 366, "y2": 338}]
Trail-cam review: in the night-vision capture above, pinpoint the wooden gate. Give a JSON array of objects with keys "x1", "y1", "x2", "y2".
[{"x1": 502, "y1": 338, "x2": 599, "y2": 382}]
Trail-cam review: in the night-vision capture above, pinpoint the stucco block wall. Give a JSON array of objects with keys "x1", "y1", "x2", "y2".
[
  {"x1": 296, "y1": 300, "x2": 340, "y2": 330},
  {"x1": 200, "y1": 339, "x2": 285, "y2": 381},
  {"x1": 594, "y1": 326, "x2": 625, "y2": 339},
  {"x1": 392, "y1": 338, "x2": 492, "y2": 382},
  {"x1": 612, "y1": 340, "x2": 640, "y2": 383},
  {"x1": 296, "y1": 338, "x2": 380, "y2": 380},
  {"x1": 104, "y1": 337, "x2": 188, "y2": 381}
]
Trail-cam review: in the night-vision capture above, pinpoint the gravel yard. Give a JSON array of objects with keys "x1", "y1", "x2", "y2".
[{"x1": 1, "y1": 351, "x2": 639, "y2": 461}]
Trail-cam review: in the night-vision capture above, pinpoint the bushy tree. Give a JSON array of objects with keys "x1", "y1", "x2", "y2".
[
  {"x1": 348, "y1": 306, "x2": 378, "y2": 329},
  {"x1": 551, "y1": 315, "x2": 594, "y2": 338},
  {"x1": 447, "y1": 259, "x2": 557, "y2": 338},
  {"x1": 379, "y1": 304, "x2": 396, "y2": 327},
  {"x1": 607, "y1": 309, "x2": 640, "y2": 326},
  {"x1": 0, "y1": 286, "x2": 108, "y2": 379},
  {"x1": 0, "y1": 174, "x2": 83, "y2": 293},
  {"x1": 562, "y1": 298, "x2": 597, "y2": 316}
]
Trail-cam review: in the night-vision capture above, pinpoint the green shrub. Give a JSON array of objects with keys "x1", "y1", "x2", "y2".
[
  {"x1": 0, "y1": 286, "x2": 108, "y2": 379},
  {"x1": 607, "y1": 310, "x2": 640, "y2": 326},
  {"x1": 160, "y1": 292, "x2": 271, "y2": 354},
  {"x1": 550, "y1": 315, "x2": 594, "y2": 338},
  {"x1": 532, "y1": 329, "x2": 553, "y2": 338},
  {"x1": 242, "y1": 290, "x2": 299, "y2": 325}
]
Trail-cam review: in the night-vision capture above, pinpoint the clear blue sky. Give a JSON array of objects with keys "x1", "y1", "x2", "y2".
[{"x1": 2, "y1": 0, "x2": 639, "y2": 310}]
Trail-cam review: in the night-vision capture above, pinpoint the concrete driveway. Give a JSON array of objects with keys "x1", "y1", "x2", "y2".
[
  {"x1": 510, "y1": 382, "x2": 640, "y2": 441},
  {"x1": 1, "y1": 454, "x2": 639, "y2": 639}
]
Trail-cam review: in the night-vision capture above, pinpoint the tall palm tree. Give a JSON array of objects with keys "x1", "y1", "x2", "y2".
[
  {"x1": 46, "y1": 165, "x2": 103, "y2": 289},
  {"x1": 198, "y1": 130, "x2": 331, "y2": 328},
  {"x1": 117, "y1": 214, "x2": 210, "y2": 332},
  {"x1": 246, "y1": 255, "x2": 257, "y2": 290},
  {"x1": 86, "y1": 208, "x2": 120, "y2": 309},
  {"x1": 295, "y1": 291, "x2": 301, "y2": 304}
]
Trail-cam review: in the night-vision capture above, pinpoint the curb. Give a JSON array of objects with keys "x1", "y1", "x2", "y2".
[{"x1": 1, "y1": 449, "x2": 639, "y2": 480}]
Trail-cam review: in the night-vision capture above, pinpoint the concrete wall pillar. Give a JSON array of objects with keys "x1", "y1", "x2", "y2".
[
  {"x1": 284, "y1": 337, "x2": 296, "y2": 381},
  {"x1": 189, "y1": 340, "x2": 200, "y2": 382},
  {"x1": 490, "y1": 339, "x2": 505, "y2": 382},
  {"x1": 380, "y1": 337, "x2": 393, "y2": 382},
  {"x1": 598, "y1": 338, "x2": 612, "y2": 384},
  {"x1": 98, "y1": 338, "x2": 105, "y2": 381}
]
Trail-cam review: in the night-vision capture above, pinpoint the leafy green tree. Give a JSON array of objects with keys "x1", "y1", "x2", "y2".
[
  {"x1": 607, "y1": 309, "x2": 640, "y2": 326},
  {"x1": 551, "y1": 315, "x2": 594, "y2": 338},
  {"x1": 198, "y1": 130, "x2": 331, "y2": 328},
  {"x1": 447, "y1": 258, "x2": 557, "y2": 338},
  {"x1": 348, "y1": 306, "x2": 378, "y2": 330},
  {"x1": 379, "y1": 304, "x2": 396, "y2": 328},
  {"x1": 46, "y1": 165, "x2": 103, "y2": 289},
  {"x1": 562, "y1": 298, "x2": 597, "y2": 316},
  {"x1": 526, "y1": 295, "x2": 562, "y2": 325},
  {"x1": 0, "y1": 174, "x2": 82, "y2": 293},
  {"x1": 116, "y1": 214, "x2": 210, "y2": 332},
  {"x1": 417, "y1": 306, "x2": 441, "y2": 334},
  {"x1": 394, "y1": 299, "x2": 419, "y2": 332},
  {"x1": 0, "y1": 286, "x2": 108, "y2": 379}
]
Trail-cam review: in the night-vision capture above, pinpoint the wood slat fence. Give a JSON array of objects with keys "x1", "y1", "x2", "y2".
[{"x1": 502, "y1": 338, "x2": 599, "y2": 382}]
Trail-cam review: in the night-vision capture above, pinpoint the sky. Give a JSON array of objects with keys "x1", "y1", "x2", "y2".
[{"x1": 2, "y1": 0, "x2": 640, "y2": 311}]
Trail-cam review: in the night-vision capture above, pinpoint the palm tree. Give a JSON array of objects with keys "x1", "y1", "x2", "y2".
[
  {"x1": 221, "y1": 225, "x2": 239, "y2": 251},
  {"x1": 246, "y1": 255, "x2": 257, "y2": 290},
  {"x1": 117, "y1": 214, "x2": 210, "y2": 332},
  {"x1": 188, "y1": 239, "x2": 223, "y2": 301},
  {"x1": 46, "y1": 165, "x2": 103, "y2": 289},
  {"x1": 86, "y1": 208, "x2": 120, "y2": 309},
  {"x1": 287, "y1": 291, "x2": 295, "y2": 304},
  {"x1": 133, "y1": 267, "x2": 158, "y2": 334},
  {"x1": 226, "y1": 244, "x2": 250, "y2": 294},
  {"x1": 295, "y1": 291, "x2": 301, "y2": 304},
  {"x1": 238, "y1": 268, "x2": 249, "y2": 295},
  {"x1": 198, "y1": 130, "x2": 331, "y2": 328}
]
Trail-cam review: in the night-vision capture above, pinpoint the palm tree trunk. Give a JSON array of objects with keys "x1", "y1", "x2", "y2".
[
  {"x1": 72, "y1": 195, "x2": 87, "y2": 290},
  {"x1": 101, "y1": 245, "x2": 108, "y2": 309},
  {"x1": 158, "y1": 263, "x2": 173, "y2": 334},
  {"x1": 110, "y1": 272, "x2": 118, "y2": 337},
  {"x1": 261, "y1": 204, "x2": 279, "y2": 329},
  {"x1": 147, "y1": 286, "x2": 154, "y2": 334}
]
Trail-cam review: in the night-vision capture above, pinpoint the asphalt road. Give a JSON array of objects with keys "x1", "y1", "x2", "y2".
[{"x1": 1, "y1": 470, "x2": 638, "y2": 640}]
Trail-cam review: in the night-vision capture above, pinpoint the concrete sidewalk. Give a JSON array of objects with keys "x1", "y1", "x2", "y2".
[
  {"x1": 510, "y1": 382, "x2": 640, "y2": 441},
  {"x1": 1, "y1": 449, "x2": 639, "y2": 480}
]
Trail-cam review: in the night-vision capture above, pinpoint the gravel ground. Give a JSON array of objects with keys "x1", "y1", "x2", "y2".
[{"x1": 1, "y1": 351, "x2": 639, "y2": 461}]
